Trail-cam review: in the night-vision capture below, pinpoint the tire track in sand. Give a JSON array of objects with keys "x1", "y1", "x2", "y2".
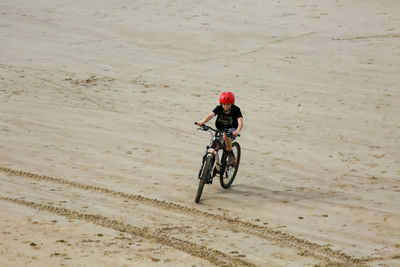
[
  {"x1": 0, "y1": 195, "x2": 254, "y2": 267},
  {"x1": 0, "y1": 167, "x2": 364, "y2": 266}
]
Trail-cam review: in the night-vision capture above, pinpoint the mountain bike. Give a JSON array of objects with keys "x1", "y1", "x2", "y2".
[{"x1": 194, "y1": 123, "x2": 241, "y2": 203}]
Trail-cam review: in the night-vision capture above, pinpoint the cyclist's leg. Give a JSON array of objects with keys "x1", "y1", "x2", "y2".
[
  {"x1": 224, "y1": 134, "x2": 232, "y2": 151},
  {"x1": 223, "y1": 128, "x2": 236, "y2": 151},
  {"x1": 223, "y1": 128, "x2": 236, "y2": 165}
]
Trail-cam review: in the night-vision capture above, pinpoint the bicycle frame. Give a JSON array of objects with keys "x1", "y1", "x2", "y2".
[{"x1": 197, "y1": 127, "x2": 227, "y2": 179}]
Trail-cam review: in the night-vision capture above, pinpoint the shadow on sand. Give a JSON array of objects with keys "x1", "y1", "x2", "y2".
[{"x1": 201, "y1": 181, "x2": 345, "y2": 206}]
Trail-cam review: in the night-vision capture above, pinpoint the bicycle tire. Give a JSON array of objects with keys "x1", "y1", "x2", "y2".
[
  {"x1": 219, "y1": 142, "x2": 241, "y2": 189},
  {"x1": 195, "y1": 155, "x2": 214, "y2": 203}
]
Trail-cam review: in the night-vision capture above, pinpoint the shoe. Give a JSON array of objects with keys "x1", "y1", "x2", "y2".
[
  {"x1": 207, "y1": 171, "x2": 213, "y2": 184},
  {"x1": 212, "y1": 167, "x2": 218, "y2": 178},
  {"x1": 227, "y1": 151, "x2": 235, "y2": 166}
]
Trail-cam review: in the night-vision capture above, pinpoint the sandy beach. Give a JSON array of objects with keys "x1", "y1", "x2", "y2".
[{"x1": 1, "y1": 0, "x2": 400, "y2": 266}]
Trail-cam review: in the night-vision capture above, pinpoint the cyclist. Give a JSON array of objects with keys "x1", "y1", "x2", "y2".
[{"x1": 196, "y1": 91, "x2": 243, "y2": 165}]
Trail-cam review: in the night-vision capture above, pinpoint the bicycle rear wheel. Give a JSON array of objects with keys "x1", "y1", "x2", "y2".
[
  {"x1": 195, "y1": 155, "x2": 214, "y2": 203},
  {"x1": 219, "y1": 142, "x2": 241, "y2": 189}
]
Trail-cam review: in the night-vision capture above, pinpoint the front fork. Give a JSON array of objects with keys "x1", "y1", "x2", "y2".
[{"x1": 198, "y1": 146, "x2": 220, "y2": 179}]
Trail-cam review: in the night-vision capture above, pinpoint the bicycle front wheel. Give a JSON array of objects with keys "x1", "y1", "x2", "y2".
[
  {"x1": 195, "y1": 155, "x2": 214, "y2": 203},
  {"x1": 220, "y1": 142, "x2": 241, "y2": 189}
]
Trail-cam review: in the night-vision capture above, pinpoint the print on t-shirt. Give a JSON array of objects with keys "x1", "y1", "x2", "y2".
[{"x1": 218, "y1": 115, "x2": 233, "y2": 127}]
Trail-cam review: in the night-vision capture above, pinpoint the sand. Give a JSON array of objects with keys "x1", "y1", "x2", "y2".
[{"x1": 1, "y1": 0, "x2": 400, "y2": 266}]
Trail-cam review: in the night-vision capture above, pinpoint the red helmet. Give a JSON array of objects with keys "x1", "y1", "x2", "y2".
[{"x1": 219, "y1": 91, "x2": 235, "y2": 104}]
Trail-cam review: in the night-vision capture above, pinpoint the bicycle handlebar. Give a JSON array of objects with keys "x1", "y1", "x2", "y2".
[{"x1": 194, "y1": 122, "x2": 240, "y2": 137}]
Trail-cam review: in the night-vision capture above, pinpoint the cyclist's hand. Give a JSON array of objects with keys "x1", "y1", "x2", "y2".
[
  {"x1": 196, "y1": 122, "x2": 203, "y2": 127},
  {"x1": 232, "y1": 131, "x2": 240, "y2": 137}
]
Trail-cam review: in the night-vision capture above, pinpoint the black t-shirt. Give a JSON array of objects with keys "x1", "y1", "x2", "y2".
[{"x1": 212, "y1": 104, "x2": 243, "y2": 130}]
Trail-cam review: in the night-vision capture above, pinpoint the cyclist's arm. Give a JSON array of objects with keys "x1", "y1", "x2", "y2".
[
  {"x1": 197, "y1": 112, "x2": 215, "y2": 126},
  {"x1": 234, "y1": 117, "x2": 243, "y2": 136}
]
